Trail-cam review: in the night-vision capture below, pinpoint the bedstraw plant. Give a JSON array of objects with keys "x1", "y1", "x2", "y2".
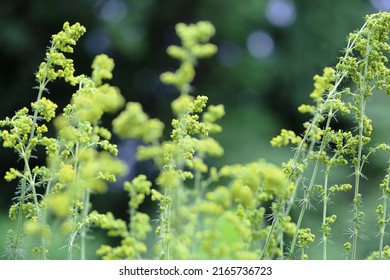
[
  {"x1": 264, "y1": 12, "x2": 390, "y2": 260},
  {"x1": 1, "y1": 12, "x2": 390, "y2": 260}
]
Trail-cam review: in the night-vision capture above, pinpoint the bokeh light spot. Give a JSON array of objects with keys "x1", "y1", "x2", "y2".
[
  {"x1": 370, "y1": 0, "x2": 390, "y2": 11},
  {"x1": 246, "y1": 31, "x2": 275, "y2": 59},
  {"x1": 266, "y1": 0, "x2": 296, "y2": 27},
  {"x1": 99, "y1": 0, "x2": 128, "y2": 23}
]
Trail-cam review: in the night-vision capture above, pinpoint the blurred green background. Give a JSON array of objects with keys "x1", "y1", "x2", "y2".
[{"x1": 1, "y1": 0, "x2": 389, "y2": 259}]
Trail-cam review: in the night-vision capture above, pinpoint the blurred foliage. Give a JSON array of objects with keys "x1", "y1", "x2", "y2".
[
  {"x1": 0, "y1": 0, "x2": 388, "y2": 259},
  {"x1": 0, "y1": 213, "x2": 106, "y2": 259}
]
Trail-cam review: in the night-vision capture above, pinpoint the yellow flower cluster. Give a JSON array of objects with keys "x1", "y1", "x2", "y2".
[{"x1": 160, "y1": 21, "x2": 217, "y2": 95}]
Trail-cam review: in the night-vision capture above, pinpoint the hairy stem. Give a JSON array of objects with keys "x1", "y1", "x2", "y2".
[
  {"x1": 261, "y1": 19, "x2": 368, "y2": 259},
  {"x1": 351, "y1": 30, "x2": 371, "y2": 260},
  {"x1": 288, "y1": 154, "x2": 321, "y2": 259}
]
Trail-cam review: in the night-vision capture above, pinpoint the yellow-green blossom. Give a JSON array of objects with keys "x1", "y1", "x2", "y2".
[{"x1": 31, "y1": 97, "x2": 58, "y2": 122}]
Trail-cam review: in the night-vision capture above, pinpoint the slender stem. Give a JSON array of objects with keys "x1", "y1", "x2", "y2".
[
  {"x1": 288, "y1": 105, "x2": 334, "y2": 259},
  {"x1": 260, "y1": 118, "x2": 314, "y2": 259},
  {"x1": 379, "y1": 195, "x2": 388, "y2": 260},
  {"x1": 351, "y1": 29, "x2": 371, "y2": 260},
  {"x1": 191, "y1": 159, "x2": 205, "y2": 257},
  {"x1": 68, "y1": 217, "x2": 78, "y2": 260},
  {"x1": 288, "y1": 155, "x2": 321, "y2": 259},
  {"x1": 352, "y1": 91, "x2": 365, "y2": 260},
  {"x1": 260, "y1": 217, "x2": 278, "y2": 259},
  {"x1": 260, "y1": 70, "x2": 346, "y2": 259},
  {"x1": 67, "y1": 142, "x2": 80, "y2": 260},
  {"x1": 22, "y1": 155, "x2": 40, "y2": 213},
  {"x1": 322, "y1": 168, "x2": 330, "y2": 260},
  {"x1": 12, "y1": 74, "x2": 50, "y2": 259},
  {"x1": 276, "y1": 140, "x2": 316, "y2": 256},
  {"x1": 261, "y1": 20, "x2": 368, "y2": 260},
  {"x1": 379, "y1": 159, "x2": 390, "y2": 260},
  {"x1": 80, "y1": 190, "x2": 90, "y2": 260},
  {"x1": 12, "y1": 181, "x2": 25, "y2": 259},
  {"x1": 163, "y1": 188, "x2": 171, "y2": 260}
]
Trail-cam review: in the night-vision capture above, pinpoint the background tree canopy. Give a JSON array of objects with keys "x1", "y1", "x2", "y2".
[{"x1": 0, "y1": 0, "x2": 388, "y2": 259}]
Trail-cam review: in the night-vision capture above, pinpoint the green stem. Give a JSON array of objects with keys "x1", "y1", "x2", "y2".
[
  {"x1": 351, "y1": 29, "x2": 371, "y2": 260},
  {"x1": 80, "y1": 190, "x2": 90, "y2": 260},
  {"x1": 276, "y1": 140, "x2": 316, "y2": 256},
  {"x1": 288, "y1": 105, "x2": 334, "y2": 259},
  {"x1": 260, "y1": 119, "x2": 313, "y2": 259},
  {"x1": 322, "y1": 168, "x2": 330, "y2": 260},
  {"x1": 68, "y1": 217, "x2": 78, "y2": 260},
  {"x1": 68, "y1": 142, "x2": 80, "y2": 260},
  {"x1": 261, "y1": 20, "x2": 368, "y2": 260},
  {"x1": 12, "y1": 74, "x2": 50, "y2": 259},
  {"x1": 163, "y1": 190, "x2": 171, "y2": 260},
  {"x1": 288, "y1": 156, "x2": 321, "y2": 259},
  {"x1": 379, "y1": 159, "x2": 390, "y2": 260},
  {"x1": 260, "y1": 217, "x2": 278, "y2": 259},
  {"x1": 12, "y1": 182, "x2": 25, "y2": 260},
  {"x1": 260, "y1": 70, "x2": 346, "y2": 259}
]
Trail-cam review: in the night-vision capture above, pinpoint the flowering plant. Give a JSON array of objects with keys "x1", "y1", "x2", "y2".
[{"x1": 1, "y1": 12, "x2": 390, "y2": 260}]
